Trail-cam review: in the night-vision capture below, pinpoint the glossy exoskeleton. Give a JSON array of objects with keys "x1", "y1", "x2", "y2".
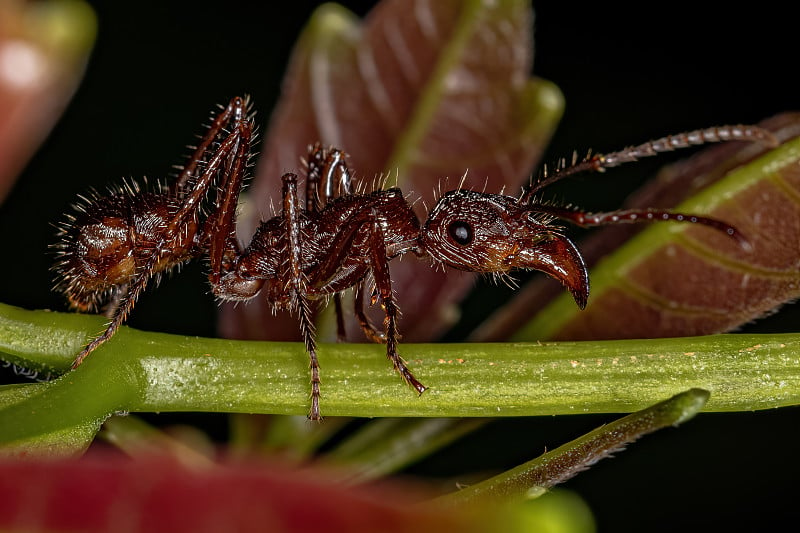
[{"x1": 54, "y1": 96, "x2": 775, "y2": 419}]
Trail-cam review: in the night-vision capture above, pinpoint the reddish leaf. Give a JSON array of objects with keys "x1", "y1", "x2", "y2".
[
  {"x1": 219, "y1": 0, "x2": 562, "y2": 343},
  {"x1": 0, "y1": 454, "x2": 471, "y2": 533},
  {"x1": 0, "y1": 1, "x2": 95, "y2": 203},
  {"x1": 473, "y1": 114, "x2": 800, "y2": 341}
]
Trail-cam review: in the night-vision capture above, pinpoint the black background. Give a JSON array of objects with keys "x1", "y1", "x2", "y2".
[{"x1": 1, "y1": 2, "x2": 798, "y2": 531}]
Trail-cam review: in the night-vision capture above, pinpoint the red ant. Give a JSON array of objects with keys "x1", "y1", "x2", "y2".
[{"x1": 53, "y1": 96, "x2": 776, "y2": 420}]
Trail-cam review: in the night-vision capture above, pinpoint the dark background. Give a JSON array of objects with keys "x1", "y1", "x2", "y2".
[{"x1": 1, "y1": 1, "x2": 798, "y2": 530}]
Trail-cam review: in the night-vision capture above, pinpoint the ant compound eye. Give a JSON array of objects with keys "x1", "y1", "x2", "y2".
[{"x1": 447, "y1": 221, "x2": 473, "y2": 246}]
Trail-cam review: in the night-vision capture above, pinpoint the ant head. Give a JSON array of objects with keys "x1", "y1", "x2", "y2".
[{"x1": 421, "y1": 189, "x2": 589, "y2": 309}]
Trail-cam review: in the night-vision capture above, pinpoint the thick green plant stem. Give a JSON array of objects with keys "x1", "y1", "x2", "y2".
[{"x1": 1, "y1": 303, "x2": 800, "y2": 454}]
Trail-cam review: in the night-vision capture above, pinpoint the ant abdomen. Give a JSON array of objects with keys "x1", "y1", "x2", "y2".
[{"x1": 53, "y1": 190, "x2": 196, "y2": 312}]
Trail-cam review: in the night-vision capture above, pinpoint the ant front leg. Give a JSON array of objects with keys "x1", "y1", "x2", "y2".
[
  {"x1": 281, "y1": 173, "x2": 322, "y2": 420},
  {"x1": 300, "y1": 199, "x2": 425, "y2": 397}
]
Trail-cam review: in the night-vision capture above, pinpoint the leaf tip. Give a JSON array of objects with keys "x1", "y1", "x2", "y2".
[
  {"x1": 669, "y1": 387, "x2": 710, "y2": 426},
  {"x1": 303, "y1": 2, "x2": 359, "y2": 41}
]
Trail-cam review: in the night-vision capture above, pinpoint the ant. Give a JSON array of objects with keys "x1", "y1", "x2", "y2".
[{"x1": 53, "y1": 96, "x2": 776, "y2": 420}]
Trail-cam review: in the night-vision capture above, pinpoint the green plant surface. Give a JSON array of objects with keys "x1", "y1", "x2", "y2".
[{"x1": 2, "y1": 302, "x2": 799, "y2": 456}]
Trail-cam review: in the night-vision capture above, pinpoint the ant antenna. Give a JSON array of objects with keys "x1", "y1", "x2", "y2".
[{"x1": 519, "y1": 125, "x2": 778, "y2": 204}]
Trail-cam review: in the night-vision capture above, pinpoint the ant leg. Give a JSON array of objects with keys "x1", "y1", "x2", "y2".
[
  {"x1": 205, "y1": 111, "x2": 252, "y2": 286},
  {"x1": 297, "y1": 203, "x2": 422, "y2": 394},
  {"x1": 304, "y1": 144, "x2": 347, "y2": 339},
  {"x1": 333, "y1": 296, "x2": 347, "y2": 342},
  {"x1": 320, "y1": 148, "x2": 353, "y2": 201},
  {"x1": 353, "y1": 281, "x2": 385, "y2": 343},
  {"x1": 534, "y1": 204, "x2": 750, "y2": 248},
  {"x1": 305, "y1": 145, "x2": 355, "y2": 341},
  {"x1": 300, "y1": 217, "x2": 377, "y2": 343},
  {"x1": 365, "y1": 210, "x2": 426, "y2": 395},
  {"x1": 305, "y1": 142, "x2": 325, "y2": 212},
  {"x1": 521, "y1": 125, "x2": 778, "y2": 201},
  {"x1": 101, "y1": 284, "x2": 128, "y2": 319},
  {"x1": 322, "y1": 148, "x2": 354, "y2": 339},
  {"x1": 305, "y1": 144, "x2": 354, "y2": 212},
  {"x1": 172, "y1": 96, "x2": 250, "y2": 195},
  {"x1": 282, "y1": 173, "x2": 322, "y2": 420},
  {"x1": 72, "y1": 98, "x2": 252, "y2": 368}
]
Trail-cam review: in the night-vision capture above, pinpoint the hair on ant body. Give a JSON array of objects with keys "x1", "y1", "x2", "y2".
[{"x1": 53, "y1": 96, "x2": 776, "y2": 419}]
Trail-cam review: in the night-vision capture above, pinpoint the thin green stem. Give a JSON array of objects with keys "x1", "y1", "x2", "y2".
[
  {"x1": 327, "y1": 417, "x2": 490, "y2": 484},
  {"x1": 436, "y1": 388, "x2": 708, "y2": 505}
]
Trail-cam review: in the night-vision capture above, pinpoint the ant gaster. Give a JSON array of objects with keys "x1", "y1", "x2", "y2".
[{"x1": 54, "y1": 96, "x2": 776, "y2": 420}]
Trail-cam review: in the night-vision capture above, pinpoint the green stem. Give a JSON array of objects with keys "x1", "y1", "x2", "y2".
[
  {"x1": 327, "y1": 417, "x2": 490, "y2": 484},
  {"x1": 436, "y1": 388, "x2": 708, "y2": 505},
  {"x1": 2, "y1": 303, "x2": 800, "y2": 452}
]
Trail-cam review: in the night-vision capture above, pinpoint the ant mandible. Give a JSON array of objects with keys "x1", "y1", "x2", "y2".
[{"x1": 54, "y1": 96, "x2": 776, "y2": 420}]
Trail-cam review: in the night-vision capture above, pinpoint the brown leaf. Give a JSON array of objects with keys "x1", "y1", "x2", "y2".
[
  {"x1": 0, "y1": 454, "x2": 471, "y2": 533},
  {"x1": 219, "y1": 0, "x2": 562, "y2": 343},
  {"x1": 473, "y1": 114, "x2": 800, "y2": 341}
]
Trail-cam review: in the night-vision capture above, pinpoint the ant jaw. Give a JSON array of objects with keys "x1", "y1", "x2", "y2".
[{"x1": 514, "y1": 233, "x2": 589, "y2": 310}]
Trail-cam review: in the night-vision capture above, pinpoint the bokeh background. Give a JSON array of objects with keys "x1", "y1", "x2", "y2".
[{"x1": 0, "y1": 1, "x2": 797, "y2": 530}]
